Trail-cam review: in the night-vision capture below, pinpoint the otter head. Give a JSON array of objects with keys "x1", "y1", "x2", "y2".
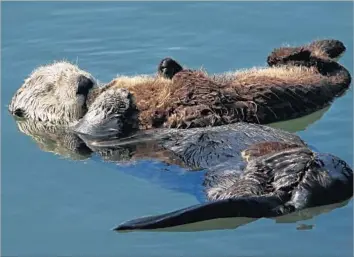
[
  {"x1": 72, "y1": 87, "x2": 139, "y2": 141},
  {"x1": 158, "y1": 57, "x2": 183, "y2": 79},
  {"x1": 8, "y1": 61, "x2": 97, "y2": 125}
]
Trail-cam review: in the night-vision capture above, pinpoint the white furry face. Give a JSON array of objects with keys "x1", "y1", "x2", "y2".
[
  {"x1": 8, "y1": 61, "x2": 98, "y2": 125},
  {"x1": 72, "y1": 87, "x2": 139, "y2": 139}
]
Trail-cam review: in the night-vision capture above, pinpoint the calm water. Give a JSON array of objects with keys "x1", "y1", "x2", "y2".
[{"x1": 1, "y1": 2, "x2": 353, "y2": 256}]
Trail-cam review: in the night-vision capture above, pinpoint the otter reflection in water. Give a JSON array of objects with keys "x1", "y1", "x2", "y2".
[
  {"x1": 13, "y1": 116, "x2": 92, "y2": 160},
  {"x1": 74, "y1": 122, "x2": 353, "y2": 232},
  {"x1": 12, "y1": 117, "x2": 353, "y2": 232}
]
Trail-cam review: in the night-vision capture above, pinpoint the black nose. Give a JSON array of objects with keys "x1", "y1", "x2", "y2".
[
  {"x1": 158, "y1": 57, "x2": 183, "y2": 79},
  {"x1": 77, "y1": 75, "x2": 94, "y2": 96}
]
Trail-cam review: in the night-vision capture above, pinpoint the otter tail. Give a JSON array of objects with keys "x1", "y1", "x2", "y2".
[{"x1": 114, "y1": 195, "x2": 289, "y2": 231}]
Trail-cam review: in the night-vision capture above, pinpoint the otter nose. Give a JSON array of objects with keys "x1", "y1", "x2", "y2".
[{"x1": 77, "y1": 75, "x2": 94, "y2": 96}]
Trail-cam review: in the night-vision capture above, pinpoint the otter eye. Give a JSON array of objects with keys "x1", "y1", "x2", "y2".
[{"x1": 77, "y1": 75, "x2": 94, "y2": 96}]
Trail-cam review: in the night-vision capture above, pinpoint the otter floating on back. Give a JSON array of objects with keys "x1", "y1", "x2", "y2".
[
  {"x1": 74, "y1": 122, "x2": 353, "y2": 232},
  {"x1": 8, "y1": 61, "x2": 98, "y2": 125},
  {"x1": 73, "y1": 39, "x2": 351, "y2": 138}
]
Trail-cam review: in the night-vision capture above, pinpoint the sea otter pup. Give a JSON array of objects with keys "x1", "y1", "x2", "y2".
[
  {"x1": 74, "y1": 39, "x2": 351, "y2": 137},
  {"x1": 75, "y1": 122, "x2": 353, "y2": 231},
  {"x1": 8, "y1": 61, "x2": 98, "y2": 125}
]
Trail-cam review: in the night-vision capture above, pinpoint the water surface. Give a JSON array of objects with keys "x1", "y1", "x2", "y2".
[{"x1": 2, "y1": 2, "x2": 353, "y2": 256}]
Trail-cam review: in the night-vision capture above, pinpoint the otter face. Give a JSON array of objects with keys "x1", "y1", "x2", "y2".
[
  {"x1": 8, "y1": 61, "x2": 97, "y2": 125},
  {"x1": 72, "y1": 87, "x2": 139, "y2": 140},
  {"x1": 158, "y1": 57, "x2": 183, "y2": 79}
]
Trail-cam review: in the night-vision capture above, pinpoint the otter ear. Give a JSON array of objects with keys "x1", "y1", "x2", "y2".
[
  {"x1": 76, "y1": 75, "x2": 94, "y2": 96},
  {"x1": 158, "y1": 57, "x2": 183, "y2": 79}
]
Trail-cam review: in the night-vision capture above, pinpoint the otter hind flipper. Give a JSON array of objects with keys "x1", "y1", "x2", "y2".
[{"x1": 114, "y1": 196, "x2": 284, "y2": 232}]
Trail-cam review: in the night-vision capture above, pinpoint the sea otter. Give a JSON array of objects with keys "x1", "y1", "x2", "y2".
[
  {"x1": 73, "y1": 39, "x2": 351, "y2": 138},
  {"x1": 74, "y1": 122, "x2": 353, "y2": 232},
  {"x1": 8, "y1": 61, "x2": 98, "y2": 125}
]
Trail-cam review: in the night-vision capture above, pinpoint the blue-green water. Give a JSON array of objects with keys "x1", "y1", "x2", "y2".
[{"x1": 1, "y1": 2, "x2": 353, "y2": 256}]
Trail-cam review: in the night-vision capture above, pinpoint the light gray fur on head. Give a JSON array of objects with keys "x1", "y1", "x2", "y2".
[{"x1": 8, "y1": 61, "x2": 98, "y2": 125}]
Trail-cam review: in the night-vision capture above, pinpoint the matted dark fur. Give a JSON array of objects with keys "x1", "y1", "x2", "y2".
[{"x1": 75, "y1": 122, "x2": 353, "y2": 231}]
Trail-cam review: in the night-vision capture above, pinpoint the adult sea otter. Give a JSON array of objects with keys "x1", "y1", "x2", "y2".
[
  {"x1": 74, "y1": 39, "x2": 351, "y2": 137},
  {"x1": 73, "y1": 122, "x2": 353, "y2": 232}
]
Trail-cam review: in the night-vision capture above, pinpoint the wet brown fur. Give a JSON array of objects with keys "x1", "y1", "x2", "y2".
[{"x1": 91, "y1": 54, "x2": 350, "y2": 130}]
